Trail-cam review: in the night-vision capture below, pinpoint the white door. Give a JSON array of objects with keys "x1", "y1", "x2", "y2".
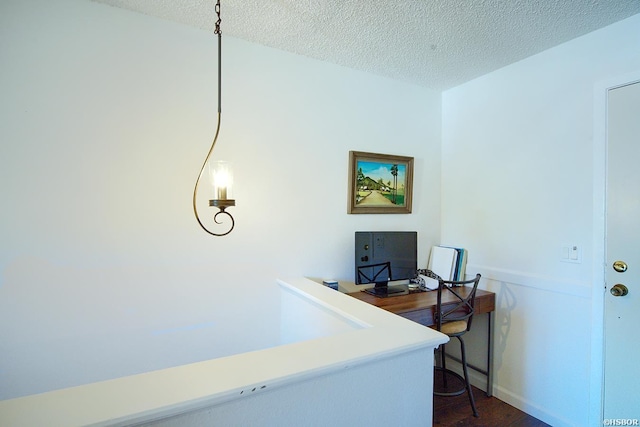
[{"x1": 604, "y1": 81, "x2": 640, "y2": 420}]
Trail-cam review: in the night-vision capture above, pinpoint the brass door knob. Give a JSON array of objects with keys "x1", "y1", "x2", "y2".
[
  {"x1": 610, "y1": 284, "x2": 629, "y2": 297},
  {"x1": 613, "y1": 261, "x2": 628, "y2": 273}
]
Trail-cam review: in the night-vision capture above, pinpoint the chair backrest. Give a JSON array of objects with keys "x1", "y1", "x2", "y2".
[
  {"x1": 357, "y1": 262, "x2": 392, "y2": 285},
  {"x1": 422, "y1": 270, "x2": 481, "y2": 332}
]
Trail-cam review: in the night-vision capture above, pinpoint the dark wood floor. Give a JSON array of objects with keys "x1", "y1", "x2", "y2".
[{"x1": 433, "y1": 383, "x2": 550, "y2": 426}]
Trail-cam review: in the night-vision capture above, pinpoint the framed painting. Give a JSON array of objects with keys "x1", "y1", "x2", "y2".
[{"x1": 348, "y1": 151, "x2": 414, "y2": 214}]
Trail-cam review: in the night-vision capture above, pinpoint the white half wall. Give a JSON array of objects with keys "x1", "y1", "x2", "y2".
[
  {"x1": 145, "y1": 348, "x2": 435, "y2": 427},
  {"x1": 442, "y1": 13, "x2": 640, "y2": 427}
]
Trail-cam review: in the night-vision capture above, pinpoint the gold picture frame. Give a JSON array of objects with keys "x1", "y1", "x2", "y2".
[{"x1": 348, "y1": 151, "x2": 414, "y2": 214}]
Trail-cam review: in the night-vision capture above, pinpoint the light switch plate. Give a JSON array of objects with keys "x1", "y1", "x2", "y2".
[{"x1": 561, "y1": 245, "x2": 581, "y2": 263}]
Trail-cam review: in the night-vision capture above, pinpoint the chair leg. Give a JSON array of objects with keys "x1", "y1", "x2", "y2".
[
  {"x1": 440, "y1": 343, "x2": 448, "y2": 388},
  {"x1": 457, "y1": 336, "x2": 479, "y2": 417}
]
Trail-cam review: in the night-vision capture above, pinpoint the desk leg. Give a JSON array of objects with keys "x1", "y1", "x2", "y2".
[{"x1": 486, "y1": 311, "x2": 494, "y2": 397}]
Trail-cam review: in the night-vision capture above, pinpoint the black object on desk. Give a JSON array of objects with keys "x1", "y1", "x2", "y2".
[
  {"x1": 357, "y1": 262, "x2": 409, "y2": 297},
  {"x1": 364, "y1": 282, "x2": 409, "y2": 297}
]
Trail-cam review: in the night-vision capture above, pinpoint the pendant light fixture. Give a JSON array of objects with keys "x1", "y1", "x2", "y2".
[{"x1": 193, "y1": 0, "x2": 235, "y2": 236}]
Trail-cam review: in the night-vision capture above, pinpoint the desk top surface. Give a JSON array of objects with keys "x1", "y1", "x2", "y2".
[{"x1": 347, "y1": 287, "x2": 495, "y2": 317}]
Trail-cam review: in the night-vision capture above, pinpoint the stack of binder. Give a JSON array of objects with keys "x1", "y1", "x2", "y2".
[{"x1": 426, "y1": 245, "x2": 468, "y2": 283}]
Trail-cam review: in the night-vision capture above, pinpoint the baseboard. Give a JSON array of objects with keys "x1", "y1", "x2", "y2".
[
  {"x1": 490, "y1": 384, "x2": 575, "y2": 427},
  {"x1": 444, "y1": 358, "x2": 575, "y2": 427}
]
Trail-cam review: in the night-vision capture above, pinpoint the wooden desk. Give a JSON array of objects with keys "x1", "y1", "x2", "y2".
[{"x1": 348, "y1": 287, "x2": 496, "y2": 396}]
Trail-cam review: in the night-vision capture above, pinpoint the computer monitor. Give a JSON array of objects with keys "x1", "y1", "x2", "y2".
[{"x1": 355, "y1": 231, "x2": 417, "y2": 297}]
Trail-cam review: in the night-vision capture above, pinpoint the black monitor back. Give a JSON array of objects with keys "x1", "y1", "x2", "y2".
[{"x1": 355, "y1": 231, "x2": 417, "y2": 284}]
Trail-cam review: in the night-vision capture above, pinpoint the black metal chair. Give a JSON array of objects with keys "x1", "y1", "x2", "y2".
[{"x1": 420, "y1": 269, "x2": 482, "y2": 417}]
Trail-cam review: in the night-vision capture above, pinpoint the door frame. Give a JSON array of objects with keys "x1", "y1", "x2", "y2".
[{"x1": 591, "y1": 70, "x2": 640, "y2": 426}]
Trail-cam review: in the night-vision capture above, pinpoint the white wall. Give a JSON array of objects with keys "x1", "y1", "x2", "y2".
[
  {"x1": 0, "y1": 0, "x2": 441, "y2": 402},
  {"x1": 442, "y1": 14, "x2": 640, "y2": 427}
]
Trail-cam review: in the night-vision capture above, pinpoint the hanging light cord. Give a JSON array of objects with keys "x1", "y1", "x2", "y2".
[{"x1": 192, "y1": 0, "x2": 234, "y2": 236}]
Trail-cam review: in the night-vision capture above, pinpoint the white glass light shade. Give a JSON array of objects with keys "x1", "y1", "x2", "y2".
[{"x1": 209, "y1": 160, "x2": 233, "y2": 200}]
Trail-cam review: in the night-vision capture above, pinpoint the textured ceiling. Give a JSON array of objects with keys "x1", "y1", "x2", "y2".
[{"x1": 93, "y1": 0, "x2": 640, "y2": 90}]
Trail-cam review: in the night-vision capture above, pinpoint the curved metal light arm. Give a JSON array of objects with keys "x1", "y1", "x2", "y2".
[
  {"x1": 192, "y1": 0, "x2": 235, "y2": 236},
  {"x1": 193, "y1": 113, "x2": 236, "y2": 236}
]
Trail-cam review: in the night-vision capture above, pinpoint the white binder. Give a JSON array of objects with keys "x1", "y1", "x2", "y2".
[
  {"x1": 421, "y1": 246, "x2": 458, "y2": 290},
  {"x1": 428, "y1": 246, "x2": 457, "y2": 280}
]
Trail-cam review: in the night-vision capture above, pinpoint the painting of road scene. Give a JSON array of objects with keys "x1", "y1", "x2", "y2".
[
  {"x1": 355, "y1": 161, "x2": 407, "y2": 207},
  {"x1": 348, "y1": 151, "x2": 413, "y2": 214}
]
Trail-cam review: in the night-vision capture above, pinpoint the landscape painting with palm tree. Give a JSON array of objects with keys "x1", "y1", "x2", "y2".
[
  {"x1": 348, "y1": 151, "x2": 414, "y2": 214},
  {"x1": 355, "y1": 160, "x2": 406, "y2": 206}
]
